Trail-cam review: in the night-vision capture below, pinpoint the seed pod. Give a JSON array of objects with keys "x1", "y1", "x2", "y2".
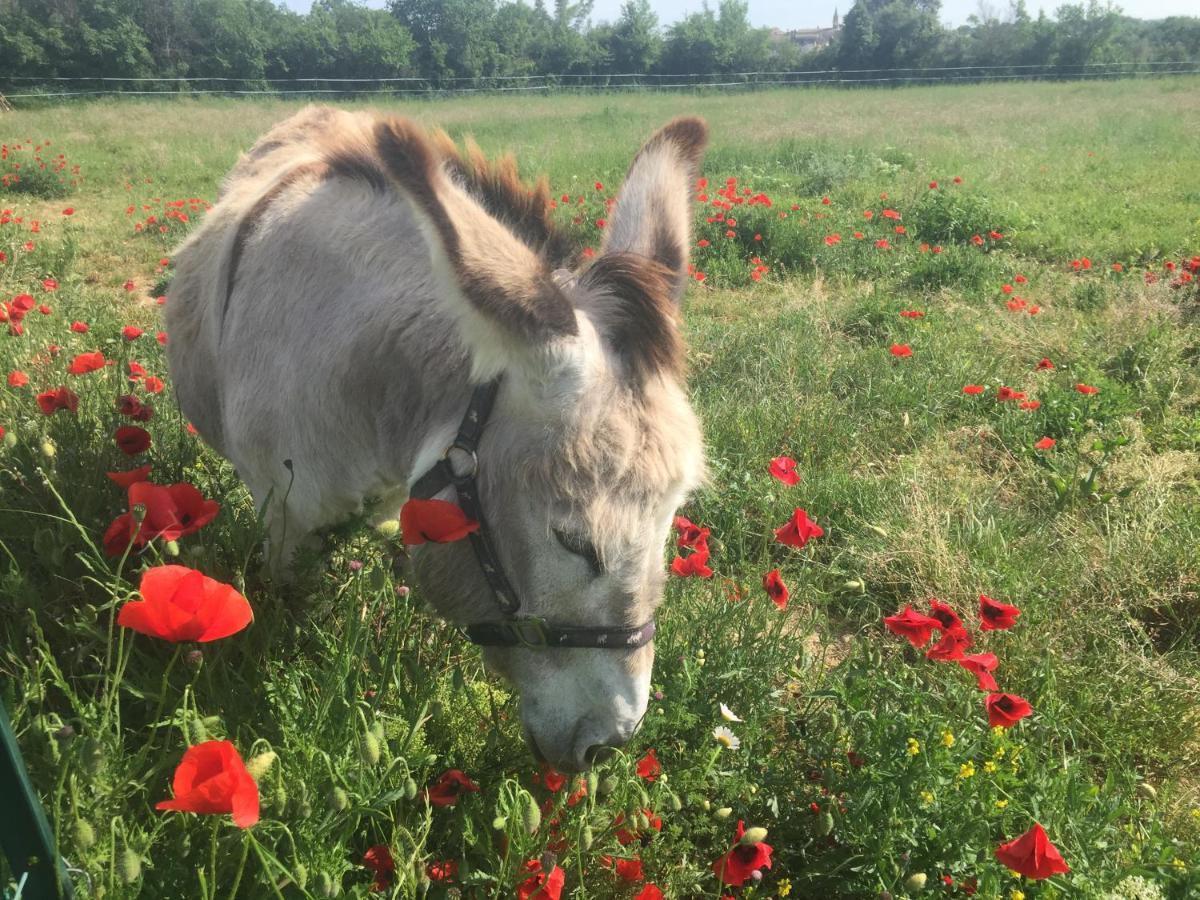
[
  {"x1": 519, "y1": 799, "x2": 540, "y2": 836},
  {"x1": 361, "y1": 731, "x2": 381, "y2": 767},
  {"x1": 119, "y1": 848, "x2": 142, "y2": 884},
  {"x1": 329, "y1": 787, "x2": 349, "y2": 811},
  {"x1": 816, "y1": 812, "x2": 834, "y2": 836},
  {"x1": 72, "y1": 819, "x2": 96, "y2": 850},
  {"x1": 403, "y1": 777, "x2": 418, "y2": 800},
  {"x1": 164, "y1": 540, "x2": 180, "y2": 557}
]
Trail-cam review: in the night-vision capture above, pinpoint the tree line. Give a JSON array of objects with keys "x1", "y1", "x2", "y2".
[{"x1": 0, "y1": 0, "x2": 1196, "y2": 90}]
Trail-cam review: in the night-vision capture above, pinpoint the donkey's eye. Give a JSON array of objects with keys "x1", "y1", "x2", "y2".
[{"x1": 553, "y1": 529, "x2": 603, "y2": 576}]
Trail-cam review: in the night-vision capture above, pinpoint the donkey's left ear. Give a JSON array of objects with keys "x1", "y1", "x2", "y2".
[{"x1": 600, "y1": 118, "x2": 708, "y2": 303}]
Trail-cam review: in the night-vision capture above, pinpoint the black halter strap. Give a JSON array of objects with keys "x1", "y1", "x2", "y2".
[{"x1": 409, "y1": 377, "x2": 656, "y2": 651}]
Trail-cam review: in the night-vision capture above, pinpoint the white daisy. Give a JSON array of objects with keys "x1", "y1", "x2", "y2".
[
  {"x1": 719, "y1": 702, "x2": 743, "y2": 723},
  {"x1": 713, "y1": 726, "x2": 741, "y2": 750}
]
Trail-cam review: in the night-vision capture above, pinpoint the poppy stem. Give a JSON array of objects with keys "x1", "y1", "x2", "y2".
[
  {"x1": 224, "y1": 830, "x2": 253, "y2": 900},
  {"x1": 131, "y1": 645, "x2": 182, "y2": 772}
]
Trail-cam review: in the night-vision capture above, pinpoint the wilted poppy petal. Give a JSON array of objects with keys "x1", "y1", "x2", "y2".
[{"x1": 400, "y1": 499, "x2": 480, "y2": 545}]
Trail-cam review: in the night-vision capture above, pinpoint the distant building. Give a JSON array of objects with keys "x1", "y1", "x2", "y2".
[{"x1": 770, "y1": 10, "x2": 842, "y2": 50}]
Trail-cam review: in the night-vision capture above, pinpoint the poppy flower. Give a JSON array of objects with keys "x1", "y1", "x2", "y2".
[
  {"x1": 774, "y1": 508, "x2": 824, "y2": 548},
  {"x1": 979, "y1": 594, "x2": 1021, "y2": 630},
  {"x1": 1020, "y1": 400, "x2": 1041, "y2": 410},
  {"x1": 899, "y1": 309, "x2": 925, "y2": 318},
  {"x1": 1036, "y1": 357, "x2": 1055, "y2": 370},
  {"x1": 928, "y1": 599, "x2": 961, "y2": 630},
  {"x1": 69, "y1": 321, "x2": 89, "y2": 333},
  {"x1": 762, "y1": 569, "x2": 789, "y2": 610},
  {"x1": 516, "y1": 859, "x2": 565, "y2": 900},
  {"x1": 363, "y1": 845, "x2": 395, "y2": 892},
  {"x1": 671, "y1": 547, "x2": 713, "y2": 578},
  {"x1": 400, "y1": 498, "x2": 479, "y2": 545},
  {"x1": 635, "y1": 748, "x2": 661, "y2": 782},
  {"x1": 36, "y1": 387, "x2": 78, "y2": 415},
  {"x1": 427, "y1": 859, "x2": 458, "y2": 882},
  {"x1": 614, "y1": 858, "x2": 644, "y2": 882},
  {"x1": 7, "y1": 370, "x2": 29, "y2": 387},
  {"x1": 1034, "y1": 437, "x2": 1055, "y2": 450},
  {"x1": 143, "y1": 375, "x2": 165, "y2": 394},
  {"x1": 539, "y1": 765, "x2": 567, "y2": 793},
  {"x1": 768, "y1": 455, "x2": 801, "y2": 486},
  {"x1": 712, "y1": 820, "x2": 773, "y2": 887},
  {"x1": 115, "y1": 425, "x2": 151, "y2": 455},
  {"x1": 119, "y1": 565, "x2": 253, "y2": 643},
  {"x1": 615, "y1": 809, "x2": 662, "y2": 845},
  {"x1": 884, "y1": 605, "x2": 942, "y2": 648},
  {"x1": 673, "y1": 515, "x2": 709, "y2": 549},
  {"x1": 107, "y1": 464, "x2": 152, "y2": 488},
  {"x1": 1075, "y1": 383, "x2": 1099, "y2": 395},
  {"x1": 66, "y1": 351, "x2": 106, "y2": 375},
  {"x1": 962, "y1": 384, "x2": 984, "y2": 395},
  {"x1": 994, "y1": 823, "x2": 1070, "y2": 880},
  {"x1": 996, "y1": 386, "x2": 1026, "y2": 402},
  {"x1": 105, "y1": 481, "x2": 220, "y2": 556},
  {"x1": 635, "y1": 886, "x2": 664, "y2": 900},
  {"x1": 889, "y1": 343, "x2": 912, "y2": 357},
  {"x1": 958, "y1": 652, "x2": 1000, "y2": 691},
  {"x1": 926, "y1": 626, "x2": 972, "y2": 661},
  {"x1": 155, "y1": 740, "x2": 259, "y2": 828},
  {"x1": 122, "y1": 326, "x2": 144, "y2": 340},
  {"x1": 986, "y1": 692, "x2": 1033, "y2": 728},
  {"x1": 424, "y1": 769, "x2": 479, "y2": 806}
]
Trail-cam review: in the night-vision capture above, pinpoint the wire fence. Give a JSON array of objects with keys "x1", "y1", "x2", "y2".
[{"x1": 2, "y1": 61, "x2": 1198, "y2": 101}]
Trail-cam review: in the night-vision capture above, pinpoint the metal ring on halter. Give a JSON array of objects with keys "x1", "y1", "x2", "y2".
[{"x1": 443, "y1": 442, "x2": 478, "y2": 481}]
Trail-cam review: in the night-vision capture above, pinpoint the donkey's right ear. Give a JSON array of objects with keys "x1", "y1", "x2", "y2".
[
  {"x1": 371, "y1": 118, "x2": 578, "y2": 380},
  {"x1": 600, "y1": 118, "x2": 708, "y2": 303}
]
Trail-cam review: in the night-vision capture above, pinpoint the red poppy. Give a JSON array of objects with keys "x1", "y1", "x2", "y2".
[
  {"x1": 962, "y1": 384, "x2": 984, "y2": 395},
  {"x1": 119, "y1": 565, "x2": 253, "y2": 643},
  {"x1": 768, "y1": 455, "x2": 801, "y2": 486},
  {"x1": 400, "y1": 498, "x2": 479, "y2": 545},
  {"x1": 986, "y1": 692, "x2": 1033, "y2": 728},
  {"x1": 107, "y1": 464, "x2": 152, "y2": 488},
  {"x1": 540, "y1": 765, "x2": 567, "y2": 793},
  {"x1": 928, "y1": 599, "x2": 961, "y2": 630},
  {"x1": 1036, "y1": 357, "x2": 1055, "y2": 370},
  {"x1": 155, "y1": 740, "x2": 259, "y2": 828},
  {"x1": 424, "y1": 769, "x2": 479, "y2": 806},
  {"x1": 774, "y1": 508, "x2": 824, "y2": 548},
  {"x1": 883, "y1": 605, "x2": 942, "y2": 648},
  {"x1": 997, "y1": 386, "x2": 1026, "y2": 402},
  {"x1": 926, "y1": 626, "x2": 972, "y2": 661},
  {"x1": 516, "y1": 859, "x2": 565, "y2": 900},
  {"x1": 889, "y1": 343, "x2": 912, "y2": 357},
  {"x1": 980, "y1": 594, "x2": 1021, "y2": 630},
  {"x1": 115, "y1": 425, "x2": 151, "y2": 455},
  {"x1": 615, "y1": 809, "x2": 662, "y2": 845},
  {"x1": 36, "y1": 387, "x2": 78, "y2": 415},
  {"x1": 363, "y1": 845, "x2": 395, "y2": 892},
  {"x1": 673, "y1": 515, "x2": 710, "y2": 549},
  {"x1": 958, "y1": 652, "x2": 1000, "y2": 690},
  {"x1": 123, "y1": 280, "x2": 136, "y2": 291},
  {"x1": 762, "y1": 569, "x2": 789, "y2": 610},
  {"x1": 143, "y1": 375, "x2": 165, "y2": 394},
  {"x1": 1034, "y1": 437, "x2": 1055, "y2": 450},
  {"x1": 712, "y1": 820, "x2": 773, "y2": 887},
  {"x1": 1020, "y1": 400, "x2": 1041, "y2": 410},
  {"x1": 614, "y1": 858, "x2": 644, "y2": 882},
  {"x1": 69, "y1": 321, "x2": 89, "y2": 333},
  {"x1": 66, "y1": 351, "x2": 106, "y2": 375},
  {"x1": 635, "y1": 886, "x2": 664, "y2": 900},
  {"x1": 994, "y1": 823, "x2": 1070, "y2": 880},
  {"x1": 105, "y1": 481, "x2": 221, "y2": 556},
  {"x1": 1075, "y1": 383, "x2": 1099, "y2": 395},
  {"x1": 635, "y1": 748, "x2": 661, "y2": 782},
  {"x1": 7, "y1": 371, "x2": 28, "y2": 387},
  {"x1": 671, "y1": 547, "x2": 713, "y2": 578},
  {"x1": 122, "y1": 326, "x2": 144, "y2": 340},
  {"x1": 427, "y1": 859, "x2": 458, "y2": 882},
  {"x1": 899, "y1": 309, "x2": 925, "y2": 318}
]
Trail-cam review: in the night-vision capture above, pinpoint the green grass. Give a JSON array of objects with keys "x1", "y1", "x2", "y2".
[{"x1": 2, "y1": 80, "x2": 1199, "y2": 899}]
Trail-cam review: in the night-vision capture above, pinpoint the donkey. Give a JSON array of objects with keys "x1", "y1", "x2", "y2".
[{"x1": 165, "y1": 106, "x2": 707, "y2": 771}]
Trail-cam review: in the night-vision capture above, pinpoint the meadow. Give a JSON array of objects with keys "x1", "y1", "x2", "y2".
[{"x1": 2, "y1": 78, "x2": 1199, "y2": 899}]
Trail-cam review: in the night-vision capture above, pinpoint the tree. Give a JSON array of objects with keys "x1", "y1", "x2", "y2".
[
  {"x1": 836, "y1": 0, "x2": 943, "y2": 71},
  {"x1": 607, "y1": 0, "x2": 662, "y2": 73}
]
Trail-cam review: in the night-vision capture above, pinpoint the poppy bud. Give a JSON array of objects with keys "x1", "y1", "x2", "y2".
[
  {"x1": 423, "y1": 753, "x2": 438, "y2": 767},
  {"x1": 164, "y1": 539, "x2": 180, "y2": 557},
  {"x1": 72, "y1": 819, "x2": 96, "y2": 850},
  {"x1": 581, "y1": 825, "x2": 594, "y2": 848},
  {"x1": 750, "y1": 870, "x2": 763, "y2": 883},
  {"x1": 715, "y1": 807, "x2": 732, "y2": 819},
  {"x1": 866, "y1": 524, "x2": 888, "y2": 538},
  {"x1": 598, "y1": 775, "x2": 617, "y2": 797},
  {"x1": 635, "y1": 811, "x2": 650, "y2": 831},
  {"x1": 905, "y1": 873, "x2": 927, "y2": 892},
  {"x1": 246, "y1": 750, "x2": 277, "y2": 781},
  {"x1": 316, "y1": 872, "x2": 337, "y2": 897},
  {"x1": 816, "y1": 812, "x2": 834, "y2": 836},
  {"x1": 1137, "y1": 782, "x2": 1157, "y2": 800},
  {"x1": 120, "y1": 848, "x2": 142, "y2": 884},
  {"x1": 271, "y1": 784, "x2": 288, "y2": 814},
  {"x1": 403, "y1": 777, "x2": 418, "y2": 800},
  {"x1": 361, "y1": 731, "x2": 381, "y2": 766},
  {"x1": 40, "y1": 438, "x2": 56, "y2": 458},
  {"x1": 329, "y1": 787, "x2": 349, "y2": 811},
  {"x1": 521, "y1": 794, "x2": 541, "y2": 834},
  {"x1": 740, "y1": 826, "x2": 769, "y2": 845},
  {"x1": 669, "y1": 792, "x2": 683, "y2": 812},
  {"x1": 492, "y1": 815, "x2": 508, "y2": 830},
  {"x1": 293, "y1": 863, "x2": 308, "y2": 890},
  {"x1": 190, "y1": 714, "x2": 208, "y2": 743},
  {"x1": 396, "y1": 584, "x2": 411, "y2": 598},
  {"x1": 638, "y1": 786, "x2": 650, "y2": 807},
  {"x1": 842, "y1": 579, "x2": 865, "y2": 594},
  {"x1": 184, "y1": 649, "x2": 204, "y2": 669},
  {"x1": 376, "y1": 519, "x2": 400, "y2": 538},
  {"x1": 702, "y1": 799, "x2": 711, "y2": 811},
  {"x1": 586, "y1": 771, "x2": 599, "y2": 795},
  {"x1": 3, "y1": 430, "x2": 16, "y2": 449}
]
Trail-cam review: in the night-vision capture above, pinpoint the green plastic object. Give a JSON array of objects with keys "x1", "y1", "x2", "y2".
[{"x1": 0, "y1": 700, "x2": 73, "y2": 899}]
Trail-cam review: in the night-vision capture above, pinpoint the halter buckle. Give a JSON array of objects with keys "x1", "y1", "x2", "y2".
[
  {"x1": 443, "y1": 441, "x2": 479, "y2": 482},
  {"x1": 507, "y1": 617, "x2": 549, "y2": 648}
]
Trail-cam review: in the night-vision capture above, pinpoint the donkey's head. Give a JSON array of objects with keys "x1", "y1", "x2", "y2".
[{"x1": 378, "y1": 117, "x2": 707, "y2": 771}]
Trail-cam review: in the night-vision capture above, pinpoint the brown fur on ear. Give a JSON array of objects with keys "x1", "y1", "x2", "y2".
[
  {"x1": 634, "y1": 117, "x2": 709, "y2": 178},
  {"x1": 373, "y1": 117, "x2": 578, "y2": 343},
  {"x1": 578, "y1": 253, "x2": 684, "y2": 385}
]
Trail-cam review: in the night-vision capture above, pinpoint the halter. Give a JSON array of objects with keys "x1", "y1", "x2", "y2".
[{"x1": 409, "y1": 377, "x2": 657, "y2": 651}]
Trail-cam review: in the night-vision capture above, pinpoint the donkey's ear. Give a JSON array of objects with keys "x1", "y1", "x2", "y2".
[
  {"x1": 372, "y1": 118, "x2": 578, "y2": 378},
  {"x1": 600, "y1": 118, "x2": 708, "y2": 303}
]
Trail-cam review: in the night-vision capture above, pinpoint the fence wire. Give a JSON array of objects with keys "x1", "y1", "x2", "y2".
[{"x1": 2, "y1": 62, "x2": 1197, "y2": 101}]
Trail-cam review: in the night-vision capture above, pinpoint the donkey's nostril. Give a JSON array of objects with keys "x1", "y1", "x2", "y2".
[{"x1": 585, "y1": 744, "x2": 616, "y2": 766}]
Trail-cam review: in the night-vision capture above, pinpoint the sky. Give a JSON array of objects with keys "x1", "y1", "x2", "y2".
[{"x1": 281, "y1": 0, "x2": 1198, "y2": 29}]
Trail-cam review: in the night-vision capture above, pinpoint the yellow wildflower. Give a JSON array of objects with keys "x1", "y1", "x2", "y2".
[
  {"x1": 958, "y1": 761, "x2": 976, "y2": 780},
  {"x1": 907, "y1": 737, "x2": 921, "y2": 757},
  {"x1": 984, "y1": 760, "x2": 998, "y2": 774},
  {"x1": 995, "y1": 799, "x2": 1009, "y2": 809},
  {"x1": 1172, "y1": 858, "x2": 1186, "y2": 872},
  {"x1": 778, "y1": 878, "x2": 793, "y2": 897},
  {"x1": 920, "y1": 790, "x2": 935, "y2": 806},
  {"x1": 1010, "y1": 891, "x2": 1026, "y2": 900},
  {"x1": 941, "y1": 730, "x2": 955, "y2": 748}
]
